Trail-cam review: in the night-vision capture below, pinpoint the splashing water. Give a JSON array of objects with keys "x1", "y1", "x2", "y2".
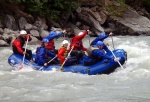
[{"x1": 0, "y1": 36, "x2": 150, "y2": 102}]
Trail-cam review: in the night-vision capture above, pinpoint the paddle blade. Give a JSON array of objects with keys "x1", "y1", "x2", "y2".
[
  {"x1": 58, "y1": 66, "x2": 63, "y2": 71},
  {"x1": 18, "y1": 63, "x2": 24, "y2": 70}
]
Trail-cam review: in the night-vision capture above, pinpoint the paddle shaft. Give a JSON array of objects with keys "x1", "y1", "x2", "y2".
[
  {"x1": 19, "y1": 35, "x2": 29, "y2": 70},
  {"x1": 88, "y1": 35, "x2": 91, "y2": 45},
  {"x1": 38, "y1": 55, "x2": 57, "y2": 71},
  {"x1": 59, "y1": 46, "x2": 74, "y2": 71},
  {"x1": 109, "y1": 47, "x2": 124, "y2": 69},
  {"x1": 47, "y1": 55, "x2": 57, "y2": 64},
  {"x1": 109, "y1": 35, "x2": 124, "y2": 68},
  {"x1": 111, "y1": 36, "x2": 115, "y2": 50},
  {"x1": 22, "y1": 36, "x2": 29, "y2": 63}
]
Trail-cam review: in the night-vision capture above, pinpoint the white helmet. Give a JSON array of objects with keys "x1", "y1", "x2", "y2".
[
  {"x1": 20, "y1": 30, "x2": 27, "y2": 35},
  {"x1": 62, "y1": 40, "x2": 69, "y2": 44},
  {"x1": 78, "y1": 32, "x2": 83, "y2": 36}
]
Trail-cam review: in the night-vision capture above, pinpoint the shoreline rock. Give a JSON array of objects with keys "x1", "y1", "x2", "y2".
[{"x1": 0, "y1": 1, "x2": 150, "y2": 47}]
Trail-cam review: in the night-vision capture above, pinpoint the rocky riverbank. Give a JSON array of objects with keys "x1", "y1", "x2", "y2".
[{"x1": 0, "y1": 0, "x2": 150, "y2": 47}]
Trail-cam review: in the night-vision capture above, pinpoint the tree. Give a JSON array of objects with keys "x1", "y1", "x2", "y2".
[{"x1": 0, "y1": 0, "x2": 79, "y2": 20}]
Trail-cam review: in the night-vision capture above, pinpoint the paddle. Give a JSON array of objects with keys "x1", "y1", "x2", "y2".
[
  {"x1": 85, "y1": 29, "x2": 90, "y2": 45},
  {"x1": 18, "y1": 35, "x2": 29, "y2": 70},
  {"x1": 59, "y1": 46, "x2": 74, "y2": 71},
  {"x1": 110, "y1": 35, "x2": 115, "y2": 50},
  {"x1": 88, "y1": 35, "x2": 91, "y2": 46},
  {"x1": 109, "y1": 34, "x2": 124, "y2": 69},
  {"x1": 44, "y1": 55, "x2": 57, "y2": 66},
  {"x1": 38, "y1": 55, "x2": 57, "y2": 71},
  {"x1": 109, "y1": 47, "x2": 124, "y2": 69}
]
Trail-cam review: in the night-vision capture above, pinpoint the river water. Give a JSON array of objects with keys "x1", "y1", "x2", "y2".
[{"x1": 0, "y1": 36, "x2": 150, "y2": 102}]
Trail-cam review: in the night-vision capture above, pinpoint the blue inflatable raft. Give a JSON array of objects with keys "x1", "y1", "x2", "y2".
[{"x1": 8, "y1": 49, "x2": 127, "y2": 75}]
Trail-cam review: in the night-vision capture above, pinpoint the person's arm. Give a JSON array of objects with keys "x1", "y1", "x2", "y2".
[
  {"x1": 103, "y1": 45, "x2": 111, "y2": 53},
  {"x1": 97, "y1": 32, "x2": 109, "y2": 41},
  {"x1": 109, "y1": 32, "x2": 113, "y2": 36},
  {"x1": 46, "y1": 31, "x2": 63, "y2": 41},
  {"x1": 25, "y1": 34, "x2": 32, "y2": 41},
  {"x1": 90, "y1": 37, "x2": 99, "y2": 45},
  {"x1": 104, "y1": 35, "x2": 109, "y2": 40},
  {"x1": 101, "y1": 34, "x2": 109, "y2": 40},
  {"x1": 51, "y1": 31, "x2": 63, "y2": 38},
  {"x1": 74, "y1": 31, "x2": 88, "y2": 41}
]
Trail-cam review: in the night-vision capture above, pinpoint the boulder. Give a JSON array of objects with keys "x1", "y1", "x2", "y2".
[
  {"x1": 3, "y1": 28, "x2": 18, "y2": 35},
  {"x1": 0, "y1": 40, "x2": 9, "y2": 47},
  {"x1": 34, "y1": 17, "x2": 48, "y2": 30},
  {"x1": 110, "y1": 7, "x2": 150, "y2": 35},
  {"x1": 30, "y1": 30, "x2": 40, "y2": 37},
  {"x1": 3, "y1": 14, "x2": 18, "y2": 30},
  {"x1": 28, "y1": 36, "x2": 40, "y2": 45},
  {"x1": 0, "y1": 21, "x2": 4, "y2": 28},
  {"x1": 40, "y1": 30, "x2": 49, "y2": 38},
  {"x1": 0, "y1": 28, "x2": 4, "y2": 34},
  {"x1": 19, "y1": 17, "x2": 28, "y2": 30},
  {"x1": 25, "y1": 23, "x2": 33, "y2": 30},
  {"x1": 75, "y1": 7, "x2": 104, "y2": 35},
  {"x1": 0, "y1": 34, "x2": 3, "y2": 40}
]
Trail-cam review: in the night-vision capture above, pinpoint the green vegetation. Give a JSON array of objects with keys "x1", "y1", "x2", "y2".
[
  {"x1": 0, "y1": 0, "x2": 149, "y2": 21},
  {"x1": 0, "y1": 0, "x2": 79, "y2": 20},
  {"x1": 144, "y1": 0, "x2": 150, "y2": 12},
  {"x1": 106, "y1": 0, "x2": 127, "y2": 17}
]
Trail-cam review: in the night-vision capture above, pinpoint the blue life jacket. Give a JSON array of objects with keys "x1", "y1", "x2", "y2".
[
  {"x1": 83, "y1": 45, "x2": 113, "y2": 63},
  {"x1": 35, "y1": 46, "x2": 56, "y2": 65}
]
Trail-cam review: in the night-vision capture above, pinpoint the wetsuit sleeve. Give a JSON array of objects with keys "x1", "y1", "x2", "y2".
[
  {"x1": 101, "y1": 34, "x2": 109, "y2": 41},
  {"x1": 90, "y1": 34, "x2": 109, "y2": 45},
  {"x1": 74, "y1": 31, "x2": 88, "y2": 41},
  {"x1": 90, "y1": 37, "x2": 99, "y2": 45},
  {"x1": 46, "y1": 31, "x2": 63, "y2": 41},
  {"x1": 103, "y1": 45, "x2": 111, "y2": 53}
]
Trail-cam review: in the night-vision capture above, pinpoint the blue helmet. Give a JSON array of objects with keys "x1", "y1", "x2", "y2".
[
  {"x1": 96, "y1": 41, "x2": 104, "y2": 47},
  {"x1": 99, "y1": 32, "x2": 106, "y2": 39},
  {"x1": 42, "y1": 39, "x2": 49, "y2": 43}
]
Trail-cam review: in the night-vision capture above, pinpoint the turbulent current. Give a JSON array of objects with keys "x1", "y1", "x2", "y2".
[{"x1": 0, "y1": 36, "x2": 150, "y2": 102}]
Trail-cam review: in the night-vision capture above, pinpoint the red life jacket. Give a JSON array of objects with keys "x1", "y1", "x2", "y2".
[
  {"x1": 57, "y1": 46, "x2": 68, "y2": 64},
  {"x1": 69, "y1": 31, "x2": 88, "y2": 51},
  {"x1": 70, "y1": 38, "x2": 82, "y2": 50},
  {"x1": 12, "y1": 35, "x2": 32, "y2": 54},
  {"x1": 46, "y1": 39, "x2": 54, "y2": 50},
  {"x1": 12, "y1": 36, "x2": 26, "y2": 54}
]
